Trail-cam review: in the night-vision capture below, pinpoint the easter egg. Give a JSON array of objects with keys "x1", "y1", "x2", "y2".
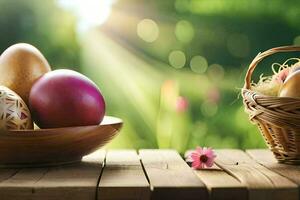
[
  {"x1": 0, "y1": 43, "x2": 51, "y2": 105},
  {"x1": 0, "y1": 86, "x2": 33, "y2": 130},
  {"x1": 291, "y1": 63, "x2": 300, "y2": 73},
  {"x1": 29, "y1": 69, "x2": 106, "y2": 128},
  {"x1": 279, "y1": 71, "x2": 300, "y2": 98}
]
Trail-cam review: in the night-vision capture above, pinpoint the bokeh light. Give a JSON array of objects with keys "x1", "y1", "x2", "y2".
[
  {"x1": 137, "y1": 19, "x2": 159, "y2": 43},
  {"x1": 207, "y1": 64, "x2": 225, "y2": 80},
  {"x1": 57, "y1": 0, "x2": 116, "y2": 33},
  {"x1": 175, "y1": 20, "x2": 195, "y2": 43},
  {"x1": 190, "y1": 55, "x2": 208, "y2": 73},
  {"x1": 226, "y1": 33, "x2": 250, "y2": 58},
  {"x1": 168, "y1": 50, "x2": 186, "y2": 68}
]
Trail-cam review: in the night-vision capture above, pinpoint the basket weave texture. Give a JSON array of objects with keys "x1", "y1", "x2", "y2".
[{"x1": 242, "y1": 46, "x2": 300, "y2": 164}]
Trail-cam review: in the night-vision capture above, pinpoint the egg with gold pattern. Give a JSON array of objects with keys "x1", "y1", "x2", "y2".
[{"x1": 0, "y1": 86, "x2": 33, "y2": 130}]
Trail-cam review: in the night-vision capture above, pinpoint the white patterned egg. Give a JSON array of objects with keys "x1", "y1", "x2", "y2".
[{"x1": 0, "y1": 86, "x2": 33, "y2": 130}]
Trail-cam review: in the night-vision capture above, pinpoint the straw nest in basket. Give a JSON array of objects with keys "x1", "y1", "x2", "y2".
[{"x1": 242, "y1": 46, "x2": 300, "y2": 164}]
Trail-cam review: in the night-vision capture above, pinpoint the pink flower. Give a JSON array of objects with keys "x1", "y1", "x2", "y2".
[
  {"x1": 186, "y1": 147, "x2": 216, "y2": 169},
  {"x1": 176, "y1": 96, "x2": 189, "y2": 113}
]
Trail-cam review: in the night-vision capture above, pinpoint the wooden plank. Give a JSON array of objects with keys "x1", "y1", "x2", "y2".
[
  {"x1": 0, "y1": 169, "x2": 19, "y2": 182},
  {"x1": 98, "y1": 150, "x2": 150, "y2": 200},
  {"x1": 0, "y1": 149, "x2": 105, "y2": 200},
  {"x1": 215, "y1": 149, "x2": 298, "y2": 200},
  {"x1": 139, "y1": 149, "x2": 208, "y2": 200},
  {"x1": 185, "y1": 150, "x2": 247, "y2": 200},
  {"x1": 247, "y1": 149, "x2": 300, "y2": 185}
]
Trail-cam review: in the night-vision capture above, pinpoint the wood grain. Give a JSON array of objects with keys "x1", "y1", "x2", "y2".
[
  {"x1": 0, "y1": 169, "x2": 19, "y2": 182},
  {"x1": 215, "y1": 149, "x2": 298, "y2": 200},
  {"x1": 247, "y1": 149, "x2": 300, "y2": 185},
  {"x1": 0, "y1": 149, "x2": 105, "y2": 200},
  {"x1": 98, "y1": 150, "x2": 150, "y2": 200},
  {"x1": 1, "y1": 149, "x2": 300, "y2": 200},
  {"x1": 185, "y1": 150, "x2": 247, "y2": 200},
  {"x1": 139, "y1": 149, "x2": 208, "y2": 200}
]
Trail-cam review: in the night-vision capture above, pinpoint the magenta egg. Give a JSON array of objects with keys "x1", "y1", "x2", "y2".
[{"x1": 29, "y1": 69, "x2": 105, "y2": 128}]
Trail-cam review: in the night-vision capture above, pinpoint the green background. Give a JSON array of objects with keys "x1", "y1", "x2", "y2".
[{"x1": 1, "y1": 0, "x2": 300, "y2": 152}]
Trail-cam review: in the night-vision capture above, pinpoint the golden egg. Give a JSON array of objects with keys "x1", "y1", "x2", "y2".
[
  {"x1": 0, "y1": 86, "x2": 33, "y2": 130},
  {"x1": 279, "y1": 71, "x2": 300, "y2": 98},
  {"x1": 291, "y1": 63, "x2": 300, "y2": 73},
  {"x1": 0, "y1": 43, "x2": 51, "y2": 105}
]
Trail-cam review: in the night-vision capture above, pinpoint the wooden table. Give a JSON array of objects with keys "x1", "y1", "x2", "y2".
[{"x1": 0, "y1": 149, "x2": 299, "y2": 200}]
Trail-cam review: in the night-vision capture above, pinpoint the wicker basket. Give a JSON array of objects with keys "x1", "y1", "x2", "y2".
[{"x1": 242, "y1": 45, "x2": 300, "y2": 164}]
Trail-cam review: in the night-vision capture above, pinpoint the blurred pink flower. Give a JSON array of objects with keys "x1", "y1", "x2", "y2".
[
  {"x1": 207, "y1": 87, "x2": 220, "y2": 103},
  {"x1": 186, "y1": 147, "x2": 216, "y2": 169},
  {"x1": 176, "y1": 96, "x2": 189, "y2": 112}
]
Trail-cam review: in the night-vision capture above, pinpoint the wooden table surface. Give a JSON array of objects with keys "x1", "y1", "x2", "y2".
[{"x1": 0, "y1": 149, "x2": 299, "y2": 200}]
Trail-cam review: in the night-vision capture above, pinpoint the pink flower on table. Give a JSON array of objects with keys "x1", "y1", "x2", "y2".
[{"x1": 186, "y1": 147, "x2": 216, "y2": 169}]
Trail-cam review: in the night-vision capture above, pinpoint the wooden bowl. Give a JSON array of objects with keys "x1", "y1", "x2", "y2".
[{"x1": 0, "y1": 116, "x2": 122, "y2": 167}]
